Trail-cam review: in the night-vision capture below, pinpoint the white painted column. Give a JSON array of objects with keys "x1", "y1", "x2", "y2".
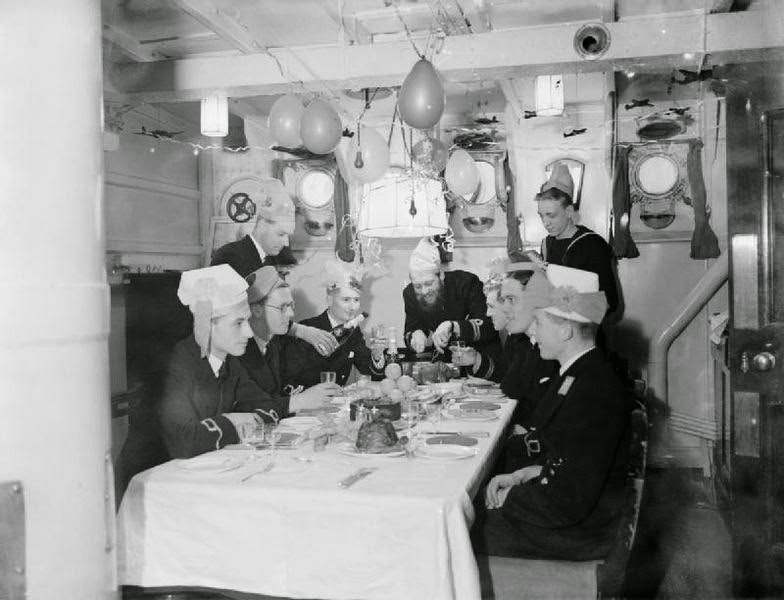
[{"x1": 0, "y1": 1, "x2": 115, "y2": 598}]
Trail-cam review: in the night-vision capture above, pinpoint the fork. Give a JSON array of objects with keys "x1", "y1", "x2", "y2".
[{"x1": 240, "y1": 461, "x2": 275, "y2": 482}]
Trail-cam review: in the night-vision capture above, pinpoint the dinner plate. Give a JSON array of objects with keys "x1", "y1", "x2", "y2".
[
  {"x1": 415, "y1": 444, "x2": 478, "y2": 460},
  {"x1": 457, "y1": 400, "x2": 501, "y2": 411},
  {"x1": 446, "y1": 408, "x2": 498, "y2": 422},
  {"x1": 279, "y1": 416, "x2": 322, "y2": 431},
  {"x1": 425, "y1": 435, "x2": 478, "y2": 447},
  {"x1": 176, "y1": 456, "x2": 242, "y2": 473},
  {"x1": 335, "y1": 441, "x2": 406, "y2": 458}
]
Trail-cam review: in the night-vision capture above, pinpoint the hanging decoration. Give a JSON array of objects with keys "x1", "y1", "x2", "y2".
[
  {"x1": 347, "y1": 126, "x2": 390, "y2": 184},
  {"x1": 444, "y1": 149, "x2": 479, "y2": 196},
  {"x1": 412, "y1": 137, "x2": 449, "y2": 175},
  {"x1": 398, "y1": 59, "x2": 445, "y2": 130},
  {"x1": 268, "y1": 94, "x2": 305, "y2": 148},
  {"x1": 200, "y1": 94, "x2": 229, "y2": 137},
  {"x1": 300, "y1": 99, "x2": 342, "y2": 154}
]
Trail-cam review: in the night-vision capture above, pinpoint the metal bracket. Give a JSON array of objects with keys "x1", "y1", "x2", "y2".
[{"x1": 0, "y1": 481, "x2": 25, "y2": 599}]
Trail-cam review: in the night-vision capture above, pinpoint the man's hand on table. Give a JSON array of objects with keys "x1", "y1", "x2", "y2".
[
  {"x1": 431, "y1": 321, "x2": 454, "y2": 351},
  {"x1": 410, "y1": 329, "x2": 428, "y2": 353},
  {"x1": 485, "y1": 465, "x2": 544, "y2": 509},
  {"x1": 450, "y1": 346, "x2": 481, "y2": 371},
  {"x1": 291, "y1": 323, "x2": 338, "y2": 356},
  {"x1": 290, "y1": 382, "x2": 341, "y2": 412},
  {"x1": 224, "y1": 412, "x2": 262, "y2": 436}
]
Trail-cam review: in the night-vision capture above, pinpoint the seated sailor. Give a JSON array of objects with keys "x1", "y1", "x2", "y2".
[
  {"x1": 472, "y1": 265, "x2": 632, "y2": 562},
  {"x1": 157, "y1": 265, "x2": 287, "y2": 459},
  {"x1": 451, "y1": 263, "x2": 558, "y2": 421},
  {"x1": 282, "y1": 259, "x2": 386, "y2": 388},
  {"x1": 403, "y1": 236, "x2": 501, "y2": 371},
  {"x1": 240, "y1": 265, "x2": 341, "y2": 408}
]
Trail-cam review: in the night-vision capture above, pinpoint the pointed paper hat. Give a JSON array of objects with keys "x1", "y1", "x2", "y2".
[
  {"x1": 540, "y1": 162, "x2": 574, "y2": 198},
  {"x1": 177, "y1": 265, "x2": 248, "y2": 357},
  {"x1": 539, "y1": 264, "x2": 607, "y2": 324},
  {"x1": 409, "y1": 237, "x2": 441, "y2": 275}
]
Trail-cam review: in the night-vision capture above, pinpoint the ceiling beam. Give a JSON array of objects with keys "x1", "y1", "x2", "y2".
[
  {"x1": 103, "y1": 23, "x2": 163, "y2": 62},
  {"x1": 169, "y1": 0, "x2": 263, "y2": 54},
  {"x1": 106, "y1": 10, "x2": 784, "y2": 103}
]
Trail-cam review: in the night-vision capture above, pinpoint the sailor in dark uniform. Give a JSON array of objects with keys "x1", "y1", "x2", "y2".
[
  {"x1": 157, "y1": 265, "x2": 287, "y2": 459},
  {"x1": 282, "y1": 260, "x2": 386, "y2": 388},
  {"x1": 403, "y1": 237, "x2": 501, "y2": 370},
  {"x1": 211, "y1": 179, "x2": 339, "y2": 358},
  {"x1": 534, "y1": 163, "x2": 619, "y2": 317},
  {"x1": 240, "y1": 266, "x2": 341, "y2": 409},
  {"x1": 451, "y1": 263, "x2": 558, "y2": 421},
  {"x1": 472, "y1": 265, "x2": 632, "y2": 562}
]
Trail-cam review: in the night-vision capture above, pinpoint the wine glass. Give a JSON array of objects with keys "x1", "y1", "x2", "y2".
[
  {"x1": 265, "y1": 422, "x2": 282, "y2": 460},
  {"x1": 240, "y1": 421, "x2": 265, "y2": 461}
]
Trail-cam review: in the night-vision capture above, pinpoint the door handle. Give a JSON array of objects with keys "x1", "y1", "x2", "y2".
[{"x1": 741, "y1": 350, "x2": 776, "y2": 373}]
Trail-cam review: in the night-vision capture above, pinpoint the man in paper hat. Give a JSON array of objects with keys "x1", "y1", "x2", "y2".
[
  {"x1": 239, "y1": 266, "x2": 341, "y2": 410},
  {"x1": 279, "y1": 259, "x2": 387, "y2": 388},
  {"x1": 157, "y1": 265, "x2": 289, "y2": 459},
  {"x1": 533, "y1": 161, "x2": 619, "y2": 323},
  {"x1": 472, "y1": 264, "x2": 633, "y2": 567},
  {"x1": 211, "y1": 179, "x2": 342, "y2": 358},
  {"x1": 403, "y1": 237, "x2": 501, "y2": 368}
]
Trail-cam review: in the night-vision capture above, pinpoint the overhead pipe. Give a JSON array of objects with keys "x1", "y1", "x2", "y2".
[{"x1": 647, "y1": 252, "x2": 729, "y2": 417}]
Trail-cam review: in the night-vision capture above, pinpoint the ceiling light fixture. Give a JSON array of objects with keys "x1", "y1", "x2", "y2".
[
  {"x1": 201, "y1": 94, "x2": 229, "y2": 137},
  {"x1": 535, "y1": 75, "x2": 564, "y2": 117}
]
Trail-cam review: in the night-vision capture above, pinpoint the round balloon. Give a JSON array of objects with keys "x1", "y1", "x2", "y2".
[
  {"x1": 398, "y1": 59, "x2": 445, "y2": 130},
  {"x1": 445, "y1": 149, "x2": 479, "y2": 196},
  {"x1": 268, "y1": 94, "x2": 304, "y2": 148},
  {"x1": 300, "y1": 99, "x2": 342, "y2": 154},
  {"x1": 412, "y1": 137, "x2": 448, "y2": 174},
  {"x1": 348, "y1": 126, "x2": 390, "y2": 183}
]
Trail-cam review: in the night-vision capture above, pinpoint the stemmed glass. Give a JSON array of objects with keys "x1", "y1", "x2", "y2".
[
  {"x1": 265, "y1": 421, "x2": 282, "y2": 460},
  {"x1": 240, "y1": 421, "x2": 266, "y2": 462}
]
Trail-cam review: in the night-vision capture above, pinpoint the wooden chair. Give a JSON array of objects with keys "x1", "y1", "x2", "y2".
[{"x1": 478, "y1": 401, "x2": 649, "y2": 600}]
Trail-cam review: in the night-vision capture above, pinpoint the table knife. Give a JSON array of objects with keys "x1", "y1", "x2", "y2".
[{"x1": 338, "y1": 467, "x2": 376, "y2": 488}]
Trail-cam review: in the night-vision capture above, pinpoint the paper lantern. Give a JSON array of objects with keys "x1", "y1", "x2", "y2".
[
  {"x1": 201, "y1": 94, "x2": 229, "y2": 137},
  {"x1": 357, "y1": 170, "x2": 448, "y2": 238}
]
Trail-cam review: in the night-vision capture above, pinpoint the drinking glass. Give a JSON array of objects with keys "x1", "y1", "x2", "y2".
[
  {"x1": 320, "y1": 371, "x2": 337, "y2": 384},
  {"x1": 239, "y1": 421, "x2": 265, "y2": 461},
  {"x1": 265, "y1": 422, "x2": 282, "y2": 460}
]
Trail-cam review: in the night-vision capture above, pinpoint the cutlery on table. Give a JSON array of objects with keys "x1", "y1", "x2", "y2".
[
  {"x1": 338, "y1": 467, "x2": 376, "y2": 488},
  {"x1": 240, "y1": 462, "x2": 275, "y2": 482}
]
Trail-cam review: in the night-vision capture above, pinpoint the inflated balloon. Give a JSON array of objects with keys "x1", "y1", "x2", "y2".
[
  {"x1": 347, "y1": 126, "x2": 390, "y2": 183},
  {"x1": 268, "y1": 94, "x2": 304, "y2": 148},
  {"x1": 300, "y1": 99, "x2": 342, "y2": 154},
  {"x1": 412, "y1": 137, "x2": 448, "y2": 174},
  {"x1": 445, "y1": 149, "x2": 479, "y2": 196},
  {"x1": 398, "y1": 59, "x2": 445, "y2": 130}
]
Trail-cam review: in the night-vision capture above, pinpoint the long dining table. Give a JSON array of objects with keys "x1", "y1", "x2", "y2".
[{"x1": 117, "y1": 391, "x2": 516, "y2": 600}]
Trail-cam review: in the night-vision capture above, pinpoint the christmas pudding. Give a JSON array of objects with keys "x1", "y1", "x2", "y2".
[{"x1": 355, "y1": 416, "x2": 402, "y2": 454}]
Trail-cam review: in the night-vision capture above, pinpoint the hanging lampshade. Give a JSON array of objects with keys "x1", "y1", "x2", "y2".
[
  {"x1": 201, "y1": 94, "x2": 229, "y2": 137},
  {"x1": 535, "y1": 75, "x2": 564, "y2": 116},
  {"x1": 357, "y1": 170, "x2": 448, "y2": 238}
]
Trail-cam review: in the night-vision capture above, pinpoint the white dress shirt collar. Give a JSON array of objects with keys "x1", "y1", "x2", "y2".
[
  {"x1": 250, "y1": 235, "x2": 266, "y2": 263},
  {"x1": 207, "y1": 354, "x2": 224, "y2": 377}
]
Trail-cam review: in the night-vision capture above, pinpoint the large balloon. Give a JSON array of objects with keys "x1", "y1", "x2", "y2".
[
  {"x1": 348, "y1": 126, "x2": 390, "y2": 183},
  {"x1": 445, "y1": 149, "x2": 479, "y2": 196},
  {"x1": 268, "y1": 94, "x2": 304, "y2": 148},
  {"x1": 412, "y1": 137, "x2": 448, "y2": 174},
  {"x1": 300, "y1": 99, "x2": 342, "y2": 154},
  {"x1": 398, "y1": 59, "x2": 445, "y2": 130}
]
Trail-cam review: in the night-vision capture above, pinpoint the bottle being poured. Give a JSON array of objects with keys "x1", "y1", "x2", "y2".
[{"x1": 330, "y1": 311, "x2": 369, "y2": 347}]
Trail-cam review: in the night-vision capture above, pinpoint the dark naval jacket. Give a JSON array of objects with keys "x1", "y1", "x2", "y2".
[
  {"x1": 157, "y1": 336, "x2": 288, "y2": 459},
  {"x1": 472, "y1": 348, "x2": 632, "y2": 561},
  {"x1": 499, "y1": 333, "x2": 559, "y2": 424},
  {"x1": 403, "y1": 269, "x2": 501, "y2": 368},
  {"x1": 281, "y1": 310, "x2": 385, "y2": 388},
  {"x1": 211, "y1": 234, "x2": 297, "y2": 278}
]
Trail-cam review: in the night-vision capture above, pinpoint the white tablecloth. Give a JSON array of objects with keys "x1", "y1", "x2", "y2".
[{"x1": 118, "y1": 399, "x2": 516, "y2": 600}]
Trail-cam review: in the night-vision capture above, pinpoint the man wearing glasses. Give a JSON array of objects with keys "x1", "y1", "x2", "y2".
[{"x1": 239, "y1": 266, "x2": 340, "y2": 409}]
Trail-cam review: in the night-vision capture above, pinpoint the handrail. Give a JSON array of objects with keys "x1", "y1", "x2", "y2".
[{"x1": 647, "y1": 252, "x2": 729, "y2": 421}]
